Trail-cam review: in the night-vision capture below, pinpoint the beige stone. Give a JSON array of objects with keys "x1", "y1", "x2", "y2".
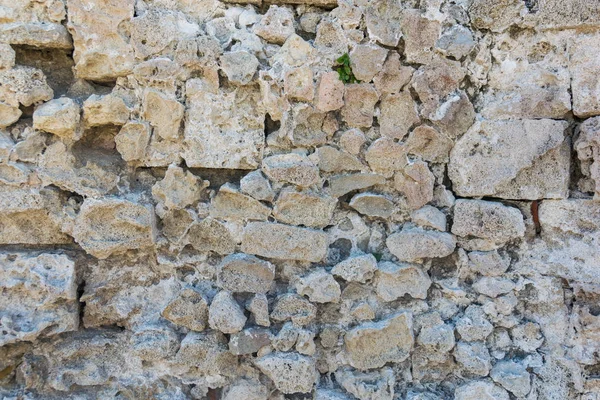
[
  {"x1": 373, "y1": 53, "x2": 413, "y2": 95},
  {"x1": 115, "y1": 121, "x2": 152, "y2": 163},
  {"x1": 394, "y1": 161, "x2": 435, "y2": 210},
  {"x1": 33, "y1": 98, "x2": 81, "y2": 140},
  {"x1": 186, "y1": 218, "x2": 236, "y2": 255},
  {"x1": 365, "y1": 138, "x2": 408, "y2": 178},
  {"x1": 162, "y1": 288, "x2": 209, "y2": 331},
  {"x1": 262, "y1": 153, "x2": 320, "y2": 188},
  {"x1": 221, "y1": 51, "x2": 259, "y2": 85},
  {"x1": 328, "y1": 173, "x2": 386, "y2": 197},
  {"x1": 0, "y1": 101, "x2": 22, "y2": 127},
  {"x1": 83, "y1": 94, "x2": 129, "y2": 127},
  {"x1": 255, "y1": 352, "x2": 318, "y2": 394},
  {"x1": 379, "y1": 91, "x2": 420, "y2": 140},
  {"x1": 349, "y1": 43, "x2": 388, "y2": 83},
  {"x1": 570, "y1": 34, "x2": 600, "y2": 118},
  {"x1": 0, "y1": 66, "x2": 53, "y2": 107},
  {"x1": 284, "y1": 66, "x2": 314, "y2": 102},
  {"x1": 341, "y1": 84, "x2": 378, "y2": 128},
  {"x1": 386, "y1": 227, "x2": 456, "y2": 262},
  {"x1": 375, "y1": 262, "x2": 432, "y2": 300},
  {"x1": 349, "y1": 193, "x2": 395, "y2": 218},
  {"x1": 405, "y1": 125, "x2": 453, "y2": 163},
  {"x1": 295, "y1": 268, "x2": 341, "y2": 303},
  {"x1": 142, "y1": 91, "x2": 184, "y2": 141},
  {"x1": 242, "y1": 221, "x2": 328, "y2": 262},
  {"x1": 273, "y1": 189, "x2": 336, "y2": 228},
  {"x1": 152, "y1": 165, "x2": 206, "y2": 210},
  {"x1": 217, "y1": 253, "x2": 275, "y2": 294},
  {"x1": 210, "y1": 183, "x2": 271, "y2": 221},
  {"x1": 254, "y1": 6, "x2": 295, "y2": 44},
  {"x1": 315, "y1": 71, "x2": 345, "y2": 112}
]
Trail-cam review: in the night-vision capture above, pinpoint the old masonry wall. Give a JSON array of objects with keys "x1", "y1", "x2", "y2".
[{"x1": 2, "y1": 0, "x2": 600, "y2": 399}]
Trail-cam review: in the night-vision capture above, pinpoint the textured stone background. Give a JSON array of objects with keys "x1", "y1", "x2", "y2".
[{"x1": 1, "y1": 0, "x2": 600, "y2": 399}]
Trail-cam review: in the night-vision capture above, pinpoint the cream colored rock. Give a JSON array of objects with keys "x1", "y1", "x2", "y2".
[
  {"x1": 570, "y1": 34, "x2": 600, "y2": 117},
  {"x1": 210, "y1": 183, "x2": 271, "y2": 221},
  {"x1": 142, "y1": 90, "x2": 184, "y2": 141},
  {"x1": 186, "y1": 217, "x2": 235, "y2": 255},
  {"x1": 284, "y1": 66, "x2": 314, "y2": 102},
  {"x1": 339, "y1": 129, "x2": 366, "y2": 155},
  {"x1": 332, "y1": 253, "x2": 378, "y2": 283},
  {"x1": 271, "y1": 293, "x2": 316, "y2": 325},
  {"x1": 247, "y1": 293, "x2": 270, "y2": 327},
  {"x1": 273, "y1": 189, "x2": 336, "y2": 228},
  {"x1": 0, "y1": 101, "x2": 21, "y2": 127},
  {"x1": 0, "y1": 22, "x2": 72, "y2": 49},
  {"x1": 83, "y1": 94, "x2": 129, "y2": 127},
  {"x1": 220, "y1": 51, "x2": 259, "y2": 85},
  {"x1": 349, "y1": 193, "x2": 395, "y2": 218},
  {"x1": 341, "y1": 84, "x2": 379, "y2": 128},
  {"x1": 33, "y1": 97, "x2": 81, "y2": 140},
  {"x1": 328, "y1": 173, "x2": 386, "y2": 197},
  {"x1": 161, "y1": 288, "x2": 209, "y2": 331},
  {"x1": 387, "y1": 227, "x2": 456, "y2": 262},
  {"x1": 295, "y1": 268, "x2": 341, "y2": 303},
  {"x1": 401, "y1": 10, "x2": 441, "y2": 64},
  {"x1": 349, "y1": 43, "x2": 388, "y2": 83},
  {"x1": 242, "y1": 221, "x2": 327, "y2": 262},
  {"x1": 345, "y1": 312, "x2": 414, "y2": 370},
  {"x1": 379, "y1": 91, "x2": 420, "y2": 140},
  {"x1": 67, "y1": 0, "x2": 135, "y2": 81},
  {"x1": 375, "y1": 261, "x2": 432, "y2": 300},
  {"x1": 240, "y1": 170, "x2": 275, "y2": 202},
  {"x1": 255, "y1": 352, "x2": 318, "y2": 394},
  {"x1": 405, "y1": 125, "x2": 453, "y2": 163},
  {"x1": 365, "y1": 0, "x2": 403, "y2": 47},
  {"x1": 184, "y1": 79, "x2": 265, "y2": 169},
  {"x1": 0, "y1": 66, "x2": 53, "y2": 107},
  {"x1": 365, "y1": 138, "x2": 408, "y2": 178},
  {"x1": 262, "y1": 153, "x2": 320, "y2": 188},
  {"x1": 0, "y1": 43, "x2": 15, "y2": 71},
  {"x1": 575, "y1": 117, "x2": 600, "y2": 198},
  {"x1": 316, "y1": 71, "x2": 345, "y2": 112},
  {"x1": 73, "y1": 198, "x2": 155, "y2": 259},
  {"x1": 0, "y1": 253, "x2": 78, "y2": 346},
  {"x1": 115, "y1": 121, "x2": 151, "y2": 162},
  {"x1": 254, "y1": 6, "x2": 295, "y2": 44},
  {"x1": 374, "y1": 52, "x2": 413, "y2": 96},
  {"x1": 208, "y1": 291, "x2": 247, "y2": 334},
  {"x1": 314, "y1": 145, "x2": 363, "y2": 173},
  {"x1": 455, "y1": 381, "x2": 509, "y2": 400},
  {"x1": 394, "y1": 161, "x2": 435, "y2": 210},
  {"x1": 152, "y1": 165, "x2": 206, "y2": 210},
  {"x1": 217, "y1": 253, "x2": 275, "y2": 294}
]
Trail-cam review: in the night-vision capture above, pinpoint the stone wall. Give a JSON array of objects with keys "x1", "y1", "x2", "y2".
[{"x1": 1, "y1": 0, "x2": 600, "y2": 399}]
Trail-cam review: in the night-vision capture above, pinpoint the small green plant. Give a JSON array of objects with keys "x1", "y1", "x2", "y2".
[{"x1": 335, "y1": 53, "x2": 359, "y2": 84}]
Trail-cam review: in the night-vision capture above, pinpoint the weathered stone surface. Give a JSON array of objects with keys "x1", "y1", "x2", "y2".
[
  {"x1": 82, "y1": 94, "x2": 129, "y2": 127},
  {"x1": 456, "y1": 305, "x2": 494, "y2": 342},
  {"x1": 0, "y1": 66, "x2": 53, "y2": 107},
  {"x1": 187, "y1": 218, "x2": 235, "y2": 255},
  {"x1": 386, "y1": 227, "x2": 456, "y2": 262},
  {"x1": 161, "y1": 288, "x2": 209, "y2": 331},
  {"x1": 349, "y1": 43, "x2": 387, "y2": 83},
  {"x1": 184, "y1": 79, "x2": 265, "y2": 169},
  {"x1": 316, "y1": 71, "x2": 345, "y2": 112},
  {"x1": 575, "y1": 117, "x2": 600, "y2": 198},
  {"x1": 208, "y1": 291, "x2": 247, "y2": 334},
  {"x1": 142, "y1": 90, "x2": 184, "y2": 141},
  {"x1": 255, "y1": 352, "x2": 318, "y2": 394},
  {"x1": 455, "y1": 381, "x2": 509, "y2": 400},
  {"x1": 262, "y1": 153, "x2": 320, "y2": 188},
  {"x1": 221, "y1": 51, "x2": 259, "y2": 85},
  {"x1": 0, "y1": 253, "x2": 78, "y2": 346},
  {"x1": 349, "y1": 193, "x2": 395, "y2": 218},
  {"x1": 314, "y1": 145, "x2": 363, "y2": 173},
  {"x1": 379, "y1": 91, "x2": 420, "y2": 140},
  {"x1": 152, "y1": 165, "x2": 206, "y2": 210},
  {"x1": 375, "y1": 261, "x2": 432, "y2": 300},
  {"x1": 0, "y1": 22, "x2": 72, "y2": 49},
  {"x1": 295, "y1": 268, "x2": 341, "y2": 303},
  {"x1": 449, "y1": 119, "x2": 570, "y2": 199},
  {"x1": 490, "y1": 361, "x2": 531, "y2": 397},
  {"x1": 254, "y1": 5, "x2": 295, "y2": 44},
  {"x1": 332, "y1": 253, "x2": 378, "y2": 283},
  {"x1": 366, "y1": 138, "x2": 408, "y2": 178},
  {"x1": 451, "y1": 200, "x2": 525, "y2": 249},
  {"x1": 247, "y1": 293, "x2": 271, "y2": 327},
  {"x1": 401, "y1": 10, "x2": 441, "y2": 64},
  {"x1": 394, "y1": 161, "x2": 435, "y2": 210},
  {"x1": 240, "y1": 170, "x2": 275, "y2": 202},
  {"x1": 454, "y1": 341, "x2": 492, "y2": 376},
  {"x1": 67, "y1": 0, "x2": 135, "y2": 81},
  {"x1": 273, "y1": 189, "x2": 336, "y2": 228},
  {"x1": 411, "y1": 205, "x2": 447, "y2": 231},
  {"x1": 218, "y1": 253, "x2": 275, "y2": 294},
  {"x1": 242, "y1": 222, "x2": 328, "y2": 262},
  {"x1": 569, "y1": 34, "x2": 600, "y2": 118},
  {"x1": 33, "y1": 97, "x2": 81, "y2": 140},
  {"x1": 271, "y1": 293, "x2": 316, "y2": 325},
  {"x1": 468, "y1": 0, "x2": 525, "y2": 32},
  {"x1": 341, "y1": 84, "x2": 379, "y2": 128},
  {"x1": 345, "y1": 312, "x2": 414, "y2": 370},
  {"x1": 405, "y1": 125, "x2": 453, "y2": 163},
  {"x1": 210, "y1": 183, "x2": 271, "y2": 221},
  {"x1": 328, "y1": 173, "x2": 386, "y2": 197},
  {"x1": 336, "y1": 368, "x2": 395, "y2": 400}
]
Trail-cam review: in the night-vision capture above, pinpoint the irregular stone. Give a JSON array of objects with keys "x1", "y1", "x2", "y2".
[
  {"x1": 451, "y1": 200, "x2": 525, "y2": 248},
  {"x1": 262, "y1": 153, "x2": 320, "y2": 188},
  {"x1": 417, "y1": 313, "x2": 455, "y2": 353},
  {"x1": 73, "y1": 198, "x2": 155, "y2": 259},
  {"x1": 142, "y1": 90, "x2": 184, "y2": 141},
  {"x1": 411, "y1": 58, "x2": 466, "y2": 118},
  {"x1": 468, "y1": 250, "x2": 510, "y2": 277},
  {"x1": 271, "y1": 293, "x2": 316, "y2": 325},
  {"x1": 365, "y1": 138, "x2": 408, "y2": 178},
  {"x1": 0, "y1": 101, "x2": 22, "y2": 127},
  {"x1": 365, "y1": 0, "x2": 403, "y2": 47},
  {"x1": 373, "y1": 53, "x2": 413, "y2": 96},
  {"x1": 220, "y1": 51, "x2": 259, "y2": 85},
  {"x1": 161, "y1": 288, "x2": 209, "y2": 331},
  {"x1": 0, "y1": 253, "x2": 78, "y2": 346},
  {"x1": 82, "y1": 94, "x2": 129, "y2": 127},
  {"x1": 336, "y1": 368, "x2": 395, "y2": 400},
  {"x1": 349, "y1": 43, "x2": 388, "y2": 83},
  {"x1": 33, "y1": 97, "x2": 81, "y2": 140},
  {"x1": 454, "y1": 341, "x2": 492, "y2": 376},
  {"x1": 208, "y1": 291, "x2": 247, "y2": 334},
  {"x1": 429, "y1": 91, "x2": 475, "y2": 139},
  {"x1": 254, "y1": 6, "x2": 295, "y2": 44},
  {"x1": 0, "y1": 43, "x2": 15, "y2": 70},
  {"x1": 345, "y1": 312, "x2": 414, "y2": 370},
  {"x1": 67, "y1": 0, "x2": 135, "y2": 81},
  {"x1": 295, "y1": 268, "x2": 341, "y2": 303},
  {"x1": 375, "y1": 261, "x2": 432, "y2": 300},
  {"x1": 273, "y1": 321, "x2": 300, "y2": 351},
  {"x1": 273, "y1": 189, "x2": 336, "y2": 228},
  {"x1": 247, "y1": 293, "x2": 270, "y2": 327},
  {"x1": 328, "y1": 173, "x2": 386, "y2": 197},
  {"x1": 242, "y1": 222, "x2": 327, "y2": 262},
  {"x1": 394, "y1": 161, "x2": 435, "y2": 210},
  {"x1": 401, "y1": 10, "x2": 441, "y2": 64},
  {"x1": 436, "y1": 25, "x2": 475, "y2": 60},
  {"x1": 284, "y1": 66, "x2": 314, "y2": 102},
  {"x1": 229, "y1": 328, "x2": 272, "y2": 355},
  {"x1": 456, "y1": 305, "x2": 494, "y2": 342},
  {"x1": 174, "y1": 330, "x2": 238, "y2": 378},
  {"x1": 455, "y1": 381, "x2": 509, "y2": 400},
  {"x1": 222, "y1": 379, "x2": 268, "y2": 400},
  {"x1": 339, "y1": 129, "x2": 366, "y2": 155},
  {"x1": 405, "y1": 125, "x2": 453, "y2": 163},
  {"x1": 379, "y1": 92, "x2": 420, "y2": 140},
  {"x1": 511, "y1": 322, "x2": 544, "y2": 352},
  {"x1": 240, "y1": 170, "x2": 275, "y2": 202},
  {"x1": 255, "y1": 352, "x2": 318, "y2": 394},
  {"x1": 490, "y1": 361, "x2": 531, "y2": 398},
  {"x1": 448, "y1": 119, "x2": 570, "y2": 199},
  {"x1": 152, "y1": 165, "x2": 206, "y2": 210},
  {"x1": 468, "y1": 0, "x2": 525, "y2": 32},
  {"x1": 0, "y1": 66, "x2": 53, "y2": 107},
  {"x1": 186, "y1": 218, "x2": 235, "y2": 255},
  {"x1": 314, "y1": 18, "x2": 349, "y2": 61},
  {"x1": 217, "y1": 253, "x2": 275, "y2": 294},
  {"x1": 285, "y1": 104, "x2": 327, "y2": 147},
  {"x1": 575, "y1": 117, "x2": 600, "y2": 197},
  {"x1": 314, "y1": 145, "x2": 363, "y2": 173},
  {"x1": 387, "y1": 227, "x2": 455, "y2": 262},
  {"x1": 411, "y1": 205, "x2": 447, "y2": 231},
  {"x1": 184, "y1": 79, "x2": 264, "y2": 169},
  {"x1": 332, "y1": 253, "x2": 378, "y2": 283},
  {"x1": 210, "y1": 183, "x2": 271, "y2": 221},
  {"x1": 473, "y1": 277, "x2": 515, "y2": 298},
  {"x1": 115, "y1": 121, "x2": 152, "y2": 163},
  {"x1": 315, "y1": 71, "x2": 345, "y2": 112},
  {"x1": 315, "y1": 389, "x2": 350, "y2": 400},
  {"x1": 349, "y1": 193, "x2": 395, "y2": 218},
  {"x1": 341, "y1": 84, "x2": 379, "y2": 128},
  {"x1": 0, "y1": 21, "x2": 71, "y2": 49}
]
